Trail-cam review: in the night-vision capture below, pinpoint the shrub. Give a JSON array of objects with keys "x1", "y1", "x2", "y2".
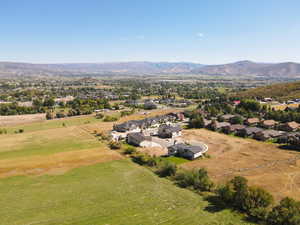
[
  {"x1": 267, "y1": 197, "x2": 300, "y2": 225},
  {"x1": 249, "y1": 207, "x2": 269, "y2": 221},
  {"x1": 188, "y1": 114, "x2": 205, "y2": 128},
  {"x1": 95, "y1": 113, "x2": 104, "y2": 119},
  {"x1": 96, "y1": 131, "x2": 110, "y2": 141},
  {"x1": 175, "y1": 168, "x2": 214, "y2": 192},
  {"x1": 175, "y1": 170, "x2": 197, "y2": 188},
  {"x1": 0, "y1": 128, "x2": 7, "y2": 134},
  {"x1": 241, "y1": 186, "x2": 273, "y2": 213},
  {"x1": 156, "y1": 161, "x2": 177, "y2": 177},
  {"x1": 230, "y1": 116, "x2": 244, "y2": 124},
  {"x1": 217, "y1": 184, "x2": 235, "y2": 205},
  {"x1": 46, "y1": 111, "x2": 55, "y2": 120},
  {"x1": 146, "y1": 156, "x2": 159, "y2": 167},
  {"x1": 120, "y1": 110, "x2": 134, "y2": 117},
  {"x1": 109, "y1": 141, "x2": 122, "y2": 149},
  {"x1": 103, "y1": 115, "x2": 118, "y2": 122},
  {"x1": 131, "y1": 153, "x2": 151, "y2": 165},
  {"x1": 123, "y1": 146, "x2": 137, "y2": 155}
]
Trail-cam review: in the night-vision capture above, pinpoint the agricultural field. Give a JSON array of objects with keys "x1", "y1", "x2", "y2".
[
  {"x1": 0, "y1": 113, "x2": 46, "y2": 126},
  {"x1": 0, "y1": 110, "x2": 254, "y2": 225},
  {"x1": 0, "y1": 160, "x2": 253, "y2": 225},
  {"x1": 181, "y1": 129, "x2": 300, "y2": 201}
]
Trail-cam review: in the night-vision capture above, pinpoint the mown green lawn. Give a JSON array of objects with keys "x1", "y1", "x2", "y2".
[
  {"x1": 164, "y1": 156, "x2": 190, "y2": 164},
  {"x1": 0, "y1": 160, "x2": 254, "y2": 225}
]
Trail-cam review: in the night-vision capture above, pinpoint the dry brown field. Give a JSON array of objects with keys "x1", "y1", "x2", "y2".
[
  {"x1": 0, "y1": 108, "x2": 176, "y2": 179},
  {"x1": 0, "y1": 113, "x2": 46, "y2": 126},
  {"x1": 180, "y1": 129, "x2": 300, "y2": 201}
]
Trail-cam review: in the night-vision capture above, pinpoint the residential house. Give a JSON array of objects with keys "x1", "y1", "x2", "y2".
[
  {"x1": 126, "y1": 132, "x2": 161, "y2": 148},
  {"x1": 279, "y1": 121, "x2": 300, "y2": 132},
  {"x1": 144, "y1": 102, "x2": 157, "y2": 110},
  {"x1": 223, "y1": 124, "x2": 246, "y2": 134},
  {"x1": 168, "y1": 112, "x2": 185, "y2": 121},
  {"x1": 245, "y1": 118, "x2": 260, "y2": 126},
  {"x1": 203, "y1": 119, "x2": 212, "y2": 128},
  {"x1": 158, "y1": 124, "x2": 182, "y2": 138},
  {"x1": 209, "y1": 121, "x2": 231, "y2": 131},
  {"x1": 167, "y1": 143, "x2": 208, "y2": 160},
  {"x1": 113, "y1": 121, "x2": 141, "y2": 133},
  {"x1": 220, "y1": 114, "x2": 235, "y2": 122},
  {"x1": 237, "y1": 127, "x2": 263, "y2": 137},
  {"x1": 261, "y1": 120, "x2": 277, "y2": 129},
  {"x1": 254, "y1": 129, "x2": 283, "y2": 141}
]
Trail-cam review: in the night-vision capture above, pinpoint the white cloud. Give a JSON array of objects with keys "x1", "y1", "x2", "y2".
[{"x1": 196, "y1": 33, "x2": 204, "y2": 38}]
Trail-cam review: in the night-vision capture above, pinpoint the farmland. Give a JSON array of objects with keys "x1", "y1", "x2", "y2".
[
  {"x1": 0, "y1": 160, "x2": 253, "y2": 225},
  {"x1": 181, "y1": 129, "x2": 300, "y2": 201},
  {"x1": 0, "y1": 111, "x2": 254, "y2": 225}
]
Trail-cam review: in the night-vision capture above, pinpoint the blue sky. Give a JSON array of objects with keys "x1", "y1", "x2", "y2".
[{"x1": 0, "y1": 0, "x2": 299, "y2": 64}]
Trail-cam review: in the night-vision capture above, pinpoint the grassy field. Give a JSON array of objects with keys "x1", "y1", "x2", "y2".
[
  {"x1": 164, "y1": 156, "x2": 190, "y2": 164},
  {"x1": 0, "y1": 111, "x2": 255, "y2": 225},
  {"x1": 5, "y1": 114, "x2": 100, "y2": 134},
  {"x1": 0, "y1": 126, "x2": 101, "y2": 159},
  {"x1": 0, "y1": 160, "x2": 253, "y2": 225}
]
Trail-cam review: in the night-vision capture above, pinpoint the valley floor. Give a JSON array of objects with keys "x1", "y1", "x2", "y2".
[{"x1": 0, "y1": 111, "x2": 254, "y2": 225}]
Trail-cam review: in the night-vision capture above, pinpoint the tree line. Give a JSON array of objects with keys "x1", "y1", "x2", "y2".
[{"x1": 122, "y1": 148, "x2": 300, "y2": 225}]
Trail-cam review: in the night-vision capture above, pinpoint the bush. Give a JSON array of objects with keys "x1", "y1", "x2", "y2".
[
  {"x1": 96, "y1": 131, "x2": 110, "y2": 141},
  {"x1": 131, "y1": 153, "x2": 151, "y2": 165},
  {"x1": 175, "y1": 168, "x2": 214, "y2": 192},
  {"x1": 230, "y1": 116, "x2": 244, "y2": 124},
  {"x1": 175, "y1": 170, "x2": 197, "y2": 188},
  {"x1": 46, "y1": 111, "x2": 55, "y2": 120},
  {"x1": 156, "y1": 161, "x2": 177, "y2": 177},
  {"x1": 120, "y1": 110, "x2": 134, "y2": 117},
  {"x1": 249, "y1": 207, "x2": 269, "y2": 221},
  {"x1": 0, "y1": 128, "x2": 7, "y2": 134},
  {"x1": 188, "y1": 114, "x2": 205, "y2": 128},
  {"x1": 95, "y1": 113, "x2": 104, "y2": 119},
  {"x1": 109, "y1": 141, "x2": 122, "y2": 149},
  {"x1": 103, "y1": 115, "x2": 118, "y2": 122},
  {"x1": 217, "y1": 184, "x2": 235, "y2": 205},
  {"x1": 193, "y1": 168, "x2": 214, "y2": 192},
  {"x1": 241, "y1": 186, "x2": 273, "y2": 213},
  {"x1": 267, "y1": 197, "x2": 300, "y2": 225},
  {"x1": 123, "y1": 146, "x2": 137, "y2": 155}
]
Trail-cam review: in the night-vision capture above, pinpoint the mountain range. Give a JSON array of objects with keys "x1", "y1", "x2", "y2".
[{"x1": 0, "y1": 60, "x2": 300, "y2": 77}]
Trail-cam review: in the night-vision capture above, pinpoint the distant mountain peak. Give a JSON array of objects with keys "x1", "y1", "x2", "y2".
[{"x1": 0, "y1": 60, "x2": 299, "y2": 77}]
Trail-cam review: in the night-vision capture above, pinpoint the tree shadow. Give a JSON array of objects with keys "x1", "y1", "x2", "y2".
[
  {"x1": 203, "y1": 195, "x2": 228, "y2": 213},
  {"x1": 279, "y1": 144, "x2": 300, "y2": 152}
]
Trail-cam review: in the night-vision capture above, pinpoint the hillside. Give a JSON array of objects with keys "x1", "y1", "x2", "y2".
[
  {"x1": 192, "y1": 60, "x2": 300, "y2": 77},
  {"x1": 1, "y1": 60, "x2": 300, "y2": 77},
  {"x1": 0, "y1": 61, "x2": 204, "y2": 76},
  {"x1": 237, "y1": 81, "x2": 300, "y2": 100}
]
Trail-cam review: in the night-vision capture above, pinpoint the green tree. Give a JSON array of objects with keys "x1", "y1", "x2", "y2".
[{"x1": 267, "y1": 197, "x2": 300, "y2": 225}]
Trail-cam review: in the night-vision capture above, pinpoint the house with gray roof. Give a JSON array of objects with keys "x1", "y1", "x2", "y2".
[
  {"x1": 158, "y1": 124, "x2": 182, "y2": 138},
  {"x1": 223, "y1": 124, "x2": 246, "y2": 134},
  {"x1": 126, "y1": 132, "x2": 161, "y2": 148},
  {"x1": 254, "y1": 129, "x2": 284, "y2": 141},
  {"x1": 168, "y1": 143, "x2": 208, "y2": 160},
  {"x1": 237, "y1": 127, "x2": 263, "y2": 137}
]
